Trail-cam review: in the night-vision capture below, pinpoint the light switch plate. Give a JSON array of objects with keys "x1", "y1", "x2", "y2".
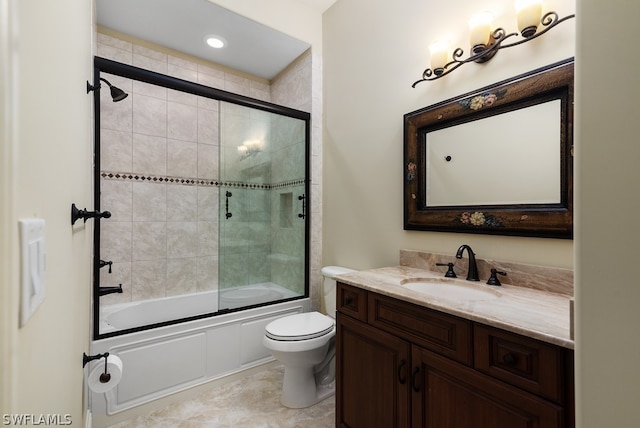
[{"x1": 19, "y1": 218, "x2": 46, "y2": 327}]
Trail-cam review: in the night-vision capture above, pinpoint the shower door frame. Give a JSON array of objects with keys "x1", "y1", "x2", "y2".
[{"x1": 91, "y1": 56, "x2": 311, "y2": 340}]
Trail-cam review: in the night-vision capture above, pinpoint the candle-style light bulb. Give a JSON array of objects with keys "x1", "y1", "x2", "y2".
[
  {"x1": 469, "y1": 11, "x2": 493, "y2": 55},
  {"x1": 429, "y1": 40, "x2": 450, "y2": 76},
  {"x1": 515, "y1": 0, "x2": 542, "y2": 37}
]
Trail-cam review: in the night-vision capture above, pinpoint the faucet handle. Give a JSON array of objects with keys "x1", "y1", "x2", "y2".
[
  {"x1": 436, "y1": 262, "x2": 457, "y2": 278},
  {"x1": 487, "y1": 268, "x2": 507, "y2": 286}
]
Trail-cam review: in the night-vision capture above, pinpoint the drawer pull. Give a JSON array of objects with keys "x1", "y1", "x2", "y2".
[
  {"x1": 398, "y1": 360, "x2": 407, "y2": 384},
  {"x1": 503, "y1": 353, "x2": 517, "y2": 366},
  {"x1": 343, "y1": 296, "x2": 353, "y2": 306},
  {"x1": 412, "y1": 367, "x2": 421, "y2": 392}
]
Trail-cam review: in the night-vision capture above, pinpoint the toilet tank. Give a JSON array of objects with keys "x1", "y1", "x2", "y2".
[{"x1": 321, "y1": 266, "x2": 356, "y2": 318}]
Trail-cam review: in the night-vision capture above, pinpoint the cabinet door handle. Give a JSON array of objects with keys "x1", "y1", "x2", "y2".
[
  {"x1": 398, "y1": 360, "x2": 407, "y2": 384},
  {"x1": 412, "y1": 367, "x2": 421, "y2": 392},
  {"x1": 503, "y1": 353, "x2": 517, "y2": 366}
]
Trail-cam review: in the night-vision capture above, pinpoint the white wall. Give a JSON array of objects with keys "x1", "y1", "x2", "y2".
[
  {"x1": 575, "y1": 0, "x2": 640, "y2": 426},
  {"x1": 323, "y1": 0, "x2": 575, "y2": 271},
  {"x1": 0, "y1": 0, "x2": 94, "y2": 422}
]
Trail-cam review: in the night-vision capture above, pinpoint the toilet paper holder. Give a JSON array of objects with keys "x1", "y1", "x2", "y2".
[{"x1": 83, "y1": 352, "x2": 112, "y2": 383}]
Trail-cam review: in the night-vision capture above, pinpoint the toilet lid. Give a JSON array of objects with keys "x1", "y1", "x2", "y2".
[{"x1": 265, "y1": 312, "x2": 335, "y2": 341}]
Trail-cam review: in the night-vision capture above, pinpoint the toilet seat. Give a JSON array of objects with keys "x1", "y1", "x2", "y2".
[{"x1": 265, "y1": 312, "x2": 334, "y2": 341}]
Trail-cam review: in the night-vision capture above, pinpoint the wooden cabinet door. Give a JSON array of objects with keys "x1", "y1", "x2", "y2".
[
  {"x1": 336, "y1": 313, "x2": 411, "y2": 428},
  {"x1": 411, "y1": 346, "x2": 564, "y2": 428}
]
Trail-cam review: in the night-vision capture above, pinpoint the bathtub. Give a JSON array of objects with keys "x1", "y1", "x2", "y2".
[
  {"x1": 90, "y1": 286, "x2": 309, "y2": 417},
  {"x1": 100, "y1": 283, "x2": 300, "y2": 334}
]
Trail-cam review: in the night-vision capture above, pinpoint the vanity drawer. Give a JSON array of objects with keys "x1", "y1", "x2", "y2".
[
  {"x1": 336, "y1": 282, "x2": 368, "y2": 322},
  {"x1": 368, "y1": 292, "x2": 472, "y2": 365},
  {"x1": 474, "y1": 324, "x2": 566, "y2": 403}
]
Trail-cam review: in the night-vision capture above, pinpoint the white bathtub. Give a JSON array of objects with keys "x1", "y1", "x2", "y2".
[
  {"x1": 90, "y1": 287, "x2": 309, "y2": 418},
  {"x1": 101, "y1": 283, "x2": 299, "y2": 333}
]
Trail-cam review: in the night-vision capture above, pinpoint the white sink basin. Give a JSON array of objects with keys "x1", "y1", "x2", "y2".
[{"x1": 400, "y1": 278, "x2": 501, "y2": 301}]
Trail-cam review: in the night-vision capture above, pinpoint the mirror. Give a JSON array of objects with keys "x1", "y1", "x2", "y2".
[{"x1": 404, "y1": 59, "x2": 573, "y2": 238}]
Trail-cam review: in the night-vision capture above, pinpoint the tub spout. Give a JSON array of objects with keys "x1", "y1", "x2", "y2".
[{"x1": 99, "y1": 284, "x2": 123, "y2": 296}]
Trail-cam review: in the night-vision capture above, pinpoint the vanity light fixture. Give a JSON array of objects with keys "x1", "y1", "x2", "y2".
[
  {"x1": 412, "y1": 0, "x2": 575, "y2": 86},
  {"x1": 86, "y1": 77, "x2": 128, "y2": 102}
]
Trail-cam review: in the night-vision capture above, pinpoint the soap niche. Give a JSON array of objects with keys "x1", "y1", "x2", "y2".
[{"x1": 280, "y1": 192, "x2": 293, "y2": 228}]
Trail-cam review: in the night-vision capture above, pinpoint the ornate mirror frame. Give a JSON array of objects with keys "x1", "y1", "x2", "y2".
[{"x1": 404, "y1": 59, "x2": 574, "y2": 238}]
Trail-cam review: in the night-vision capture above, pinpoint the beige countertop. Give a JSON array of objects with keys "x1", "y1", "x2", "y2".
[{"x1": 336, "y1": 265, "x2": 574, "y2": 349}]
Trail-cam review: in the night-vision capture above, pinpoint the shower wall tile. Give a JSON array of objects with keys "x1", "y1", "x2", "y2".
[
  {"x1": 197, "y1": 187, "x2": 218, "y2": 222},
  {"x1": 133, "y1": 94, "x2": 167, "y2": 137},
  {"x1": 101, "y1": 129, "x2": 132, "y2": 172},
  {"x1": 168, "y1": 63, "x2": 199, "y2": 83},
  {"x1": 168, "y1": 101, "x2": 198, "y2": 142},
  {"x1": 168, "y1": 54, "x2": 198, "y2": 72},
  {"x1": 197, "y1": 221, "x2": 218, "y2": 257},
  {"x1": 132, "y1": 133, "x2": 167, "y2": 176},
  {"x1": 97, "y1": 33, "x2": 133, "y2": 65},
  {"x1": 197, "y1": 144, "x2": 218, "y2": 180},
  {"x1": 198, "y1": 108, "x2": 219, "y2": 145},
  {"x1": 97, "y1": 43, "x2": 133, "y2": 65},
  {"x1": 101, "y1": 86, "x2": 133, "y2": 132},
  {"x1": 197, "y1": 256, "x2": 218, "y2": 292},
  {"x1": 167, "y1": 140, "x2": 197, "y2": 177},
  {"x1": 198, "y1": 97, "x2": 219, "y2": 112},
  {"x1": 167, "y1": 258, "x2": 197, "y2": 296},
  {"x1": 133, "y1": 45, "x2": 168, "y2": 75},
  {"x1": 132, "y1": 182, "x2": 167, "y2": 221},
  {"x1": 132, "y1": 222, "x2": 167, "y2": 261},
  {"x1": 197, "y1": 65, "x2": 225, "y2": 89},
  {"x1": 101, "y1": 222, "x2": 132, "y2": 264},
  {"x1": 167, "y1": 185, "x2": 197, "y2": 221},
  {"x1": 169, "y1": 89, "x2": 198, "y2": 107},
  {"x1": 133, "y1": 80, "x2": 168, "y2": 99},
  {"x1": 167, "y1": 222, "x2": 198, "y2": 258},
  {"x1": 224, "y1": 73, "x2": 251, "y2": 98},
  {"x1": 101, "y1": 180, "x2": 133, "y2": 222},
  {"x1": 132, "y1": 260, "x2": 167, "y2": 300},
  {"x1": 134, "y1": 44, "x2": 167, "y2": 63}
]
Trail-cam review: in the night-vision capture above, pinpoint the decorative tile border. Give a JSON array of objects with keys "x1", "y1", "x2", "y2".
[{"x1": 101, "y1": 171, "x2": 306, "y2": 190}]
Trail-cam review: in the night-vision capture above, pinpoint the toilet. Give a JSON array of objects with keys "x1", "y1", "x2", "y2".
[{"x1": 263, "y1": 266, "x2": 355, "y2": 408}]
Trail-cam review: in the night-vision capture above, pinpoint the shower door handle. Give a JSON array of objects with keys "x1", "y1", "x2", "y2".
[
  {"x1": 298, "y1": 194, "x2": 306, "y2": 219},
  {"x1": 225, "y1": 191, "x2": 233, "y2": 219}
]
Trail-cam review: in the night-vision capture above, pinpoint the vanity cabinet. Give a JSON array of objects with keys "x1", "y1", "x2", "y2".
[{"x1": 335, "y1": 282, "x2": 574, "y2": 428}]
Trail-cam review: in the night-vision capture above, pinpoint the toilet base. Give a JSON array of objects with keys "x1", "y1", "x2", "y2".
[{"x1": 280, "y1": 365, "x2": 335, "y2": 408}]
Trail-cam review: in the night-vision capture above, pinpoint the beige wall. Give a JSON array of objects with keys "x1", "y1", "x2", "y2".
[
  {"x1": 575, "y1": 0, "x2": 640, "y2": 426},
  {"x1": 0, "y1": 0, "x2": 94, "y2": 422},
  {"x1": 323, "y1": 0, "x2": 575, "y2": 271},
  {"x1": 323, "y1": 0, "x2": 640, "y2": 426}
]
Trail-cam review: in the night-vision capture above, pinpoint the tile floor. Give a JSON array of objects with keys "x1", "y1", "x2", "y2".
[{"x1": 107, "y1": 366, "x2": 335, "y2": 428}]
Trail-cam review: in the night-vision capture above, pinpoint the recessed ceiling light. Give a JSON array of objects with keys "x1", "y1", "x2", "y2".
[{"x1": 205, "y1": 35, "x2": 226, "y2": 49}]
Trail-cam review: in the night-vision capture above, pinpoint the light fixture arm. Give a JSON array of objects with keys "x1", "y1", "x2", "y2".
[{"x1": 412, "y1": 12, "x2": 575, "y2": 87}]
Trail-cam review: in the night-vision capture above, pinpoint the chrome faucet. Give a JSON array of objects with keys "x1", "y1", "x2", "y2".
[{"x1": 455, "y1": 244, "x2": 480, "y2": 281}]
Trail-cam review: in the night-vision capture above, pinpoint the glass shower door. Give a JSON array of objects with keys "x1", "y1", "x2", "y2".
[{"x1": 218, "y1": 101, "x2": 307, "y2": 310}]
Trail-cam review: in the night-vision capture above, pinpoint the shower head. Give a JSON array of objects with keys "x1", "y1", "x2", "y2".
[{"x1": 86, "y1": 77, "x2": 128, "y2": 102}]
